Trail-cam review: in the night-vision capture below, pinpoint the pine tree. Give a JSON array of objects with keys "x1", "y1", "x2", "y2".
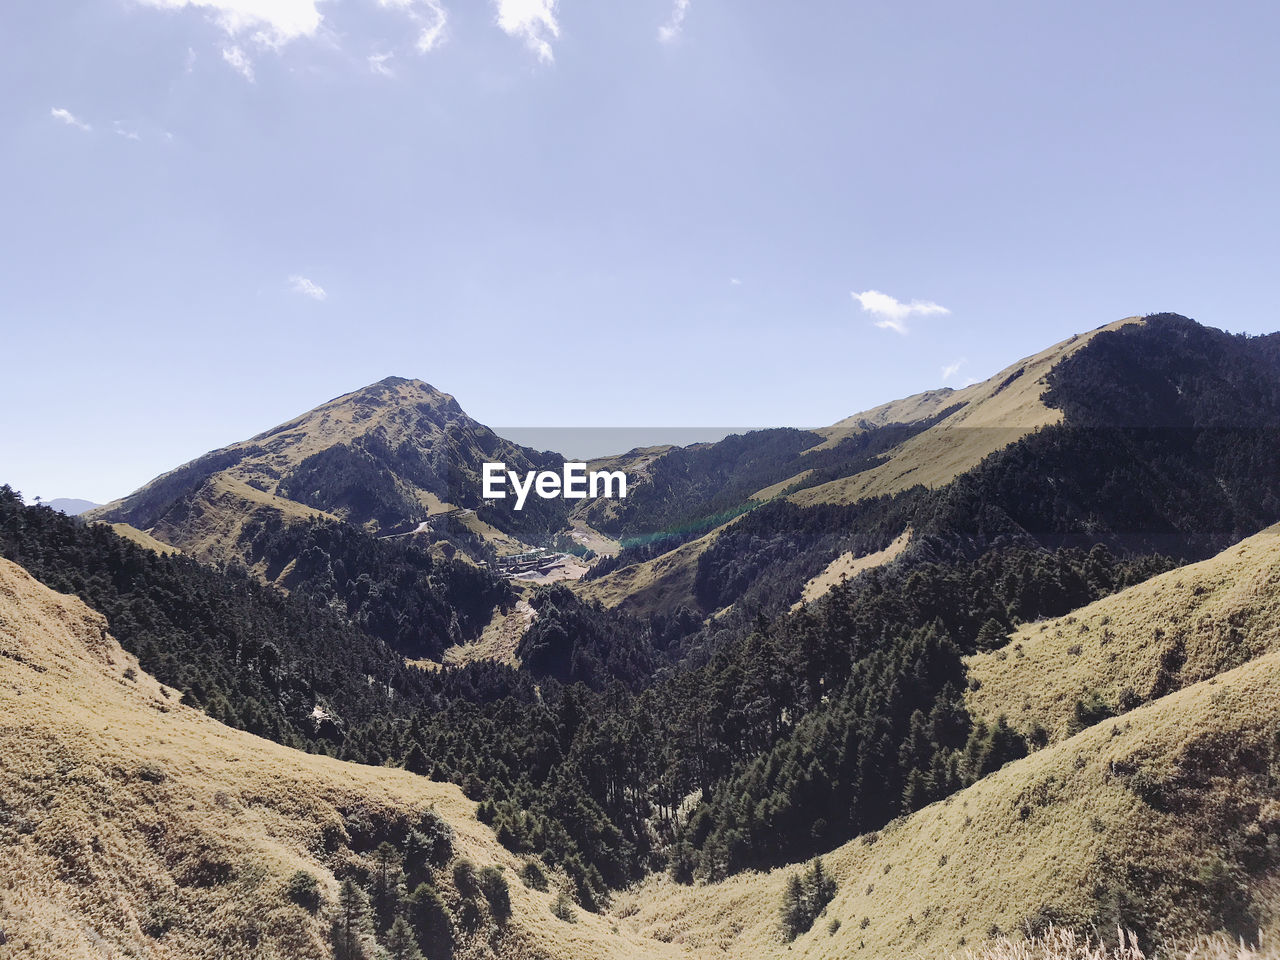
[
  {"x1": 406, "y1": 883, "x2": 453, "y2": 958},
  {"x1": 385, "y1": 916, "x2": 423, "y2": 960},
  {"x1": 780, "y1": 872, "x2": 807, "y2": 940},
  {"x1": 403, "y1": 742, "x2": 431, "y2": 776},
  {"x1": 332, "y1": 880, "x2": 367, "y2": 960}
]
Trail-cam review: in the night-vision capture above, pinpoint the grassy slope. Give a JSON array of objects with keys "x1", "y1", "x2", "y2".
[
  {"x1": 85, "y1": 378, "x2": 542, "y2": 555},
  {"x1": 812, "y1": 387, "x2": 973, "y2": 450},
  {"x1": 796, "y1": 527, "x2": 912, "y2": 606},
  {"x1": 616, "y1": 647, "x2": 1280, "y2": 959},
  {"x1": 0, "y1": 557, "x2": 692, "y2": 960},
  {"x1": 581, "y1": 319, "x2": 1144, "y2": 615},
  {"x1": 788, "y1": 318, "x2": 1144, "y2": 508},
  {"x1": 573, "y1": 523, "x2": 729, "y2": 614},
  {"x1": 968, "y1": 523, "x2": 1280, "y2": 743},
  {"x1": 5, "y1": 522, "x2": 1280, "y2": 958},
  {"x1": 146, "y1": 474, "x2": 340, "y2": 578},
  {"x1": 106, "y1": 522, "x2": 182, "y2": 556}
]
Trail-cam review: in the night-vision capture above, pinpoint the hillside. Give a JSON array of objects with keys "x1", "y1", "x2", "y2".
[
  {"x1": 788, "y1": 317, "x2": 1143, "y2": 507},
  {"x1": 145, "y1": 473, "x2": 340, "y2": 578},
  {"x1": 594, "y1": 315, "x2": 1280, "y2": 624},
  {"x1": 7, "y1": 513, "x2": 1280, "y2": 960},
  {"x1": 86, "y1": 377, "x2": 569, "y2": 551},
  {"x1": 0, "y1": 555, "x2": 693, "y2": 960},
  {"x1": 968, "y1": 523, "x2": 1280, "y2": 744},
  {"x1": 575, "y1": 317, "x2": 1148, "y2": 617},
  {"x1": 616, "y1": 645, "x2": 1280, "y2": 958}
]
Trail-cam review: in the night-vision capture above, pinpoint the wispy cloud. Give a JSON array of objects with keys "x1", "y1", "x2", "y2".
[
  {"x1": 185, "y1": 46, "x2": 198, "y2": 72},
  {"x1": 941, "y1": 357, "x2": 967, "y2": 381},
  {"x1": 729, "y1": 277, "x2": 742, "y2": 286},
  {"x1": 852, "y1": 289, "x2": 950, "y2": 335},
  {"x1": 658, "y1": 0, "x2": 690, "y2": 43},
  {"x1": 114, "y1": 120, "x2": 141, "y2": 141},
  {"x1": 368, "y1": 51, "x2": 395, "y2": 75},
  {"x1": 51, "y1": 107, "x2": 91, "y2": 132},
  {"x1": 494, "y1": 0, "x2": 559, "y2": 63},
  {"x1": 222, "y1": 44, "x2": 255, "y2": 80},
  {"x1": 136, "y1": 0, "x2": 325, "y2": 47},
  {"x1": 379, "y1": 0, "x2": 447, "y2": 53},
  {"x1": 289, "y1": 275, "x2": 327, "y2": 300}
]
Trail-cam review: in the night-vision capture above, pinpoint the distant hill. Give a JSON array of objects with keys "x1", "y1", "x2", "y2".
[
  {"x1": 86, "y1": 376, "x2": 573, "y2": 559},
  {"x1": 42, "y1": 497, "x2": 98, "y2": 515},
  {"x1": 8, "y1": 312, "x2": 1280, "y2": 959},
  {"x1": 581, "y1": 315, "x2": 1280, "y2": 621},
  {"x1": 574, "y1": 319, "x2": 1143, "y2": 613}
]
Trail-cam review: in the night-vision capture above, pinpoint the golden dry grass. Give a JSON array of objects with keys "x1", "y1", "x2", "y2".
[
  {"x1": 967, "y1": 524, "x2": 1280, "y2": 743},
  {"x1": 614, "y1": 646, "x2": 1280, "y2": 959},
  {"x1": 442, "y1": 600, "x2": 535, "y2": 669},
  {"x1": 145, "y1": 475, "x2": 338, "y2": 583},
  {"x1": 749, "y1": 469, "x2": 815, "y2": 502},
  {"x1": 810, "y1": 387, "x2": 973, "y2": 452},
  {"x1": 453, "y1": 510, "x2": 534, "y2": 557},
  {"x1": 567, "y1": 521, "x2": 621, "y2": 559},
  {"x1": 795, "y1": 528, "x2": 912, "y2": 607},
  {"x1": 105, "y1": 522, "x2": 182, "y2": 556},
  {"x1": 0, "y1": 558, "x2": 697, "y2": 960},
  {"x1": 573, "y1": 527, "x2": 719, "y2": 614},
  {"x1": 787, "y1": 318, "x2": 1144, "y2": 507},
  {"x1": 960, "y1": 926, "x2": 1148, "y2": 960},
  {"x1": 4, "y1": 531, "x2": 1280, "y2": 959},
  {"x1": 960, "y1": 926, "x2": 1280, "y2": 960}
]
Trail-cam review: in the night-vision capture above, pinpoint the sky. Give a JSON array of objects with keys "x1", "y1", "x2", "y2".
[{"x1": 2, "y1": 0, "x2": 1279, "y2": 503}]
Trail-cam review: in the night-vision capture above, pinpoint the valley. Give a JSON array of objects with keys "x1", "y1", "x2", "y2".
[{"x1": 5, "y1": 313, "x2": 1280, "y2": 959}]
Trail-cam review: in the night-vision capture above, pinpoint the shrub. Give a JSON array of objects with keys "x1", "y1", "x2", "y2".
[
  {"x1": 284, "y1": 870, "x2": 322, "y2": 912},
  {"x1": 779, "y1": 857, "x2": 838, "y2": 941},
  {"x1": 478, "y1": 866, "x2": 511, "y2": 923},
  {"x1": 452, "y1": 859, "x2": 477, "y2": 898},
  {"x1": 551, "y1": 890, "x2": 577, "y2": 923},
  {"x1": 136, "y1": 761, "x2": 167, "y2": 783},
  {"x1": 519, "y1": 860, "x2": 549, "y2": 892}
]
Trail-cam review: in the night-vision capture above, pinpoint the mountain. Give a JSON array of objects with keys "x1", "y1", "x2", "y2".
[
  {"x1": 573, "y1": 318, "x2": 1136, "y2": 615},
  {"x1": 86, "y1": 376, "x2": 571, "y2": 556},
  {"x1": 42, "y1": 497, "x2": 99, "y2": 515},
  {"x1": 578, "y1": 314, "x2": 1280, "y2": 620},
  {"x1": 6, "y1": 502, "x2": 1280, "y2": 958},
  {"x1": 10, "y1": 311, "x2": 1280, "y2": 959}
]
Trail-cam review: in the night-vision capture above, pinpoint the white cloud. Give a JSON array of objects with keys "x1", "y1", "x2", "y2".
[
  {"x1": 135, "y1": 0, "x2": 326, "y2": 47},
  {"x1": 185, "y1": 46, "x2": 199, "y2": 72},
  {"x1": 51, "y1": 107, "x2": 91, "y2": 132},
  {"x1": 379, "y1": 0, "x2": 447, "y2": 53},
  {"x1": 289, "y1": 275, "x2": 327, "y2": 300},
  {"x1": 369, "y1": 51, "x2": 395, "y2": 75},
  {"x1": 658, "y1": 0, "x2": 690, "y2": 43},
  {"x1": 852, "y1": 289, "x2": 950, "y2": 335},
  {"x1": 494, "y1": 0, "x2": 559, "y2": 63},
  {"x1": 114, "y1": 121, "x2": 141, "y2": 141},
  {"x1": 941, "y1": 358, "x2": 967, "y2": 381},
  {"x1": 222, "y1": 44, "x2": 255, "y2": 80},
  {"x1": 729, "y1": 277, "x2": 742, "y2": 286}
]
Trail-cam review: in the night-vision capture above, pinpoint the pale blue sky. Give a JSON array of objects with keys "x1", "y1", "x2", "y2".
[{"x1": 2, "y1": 0, "x2": 1278, "y2": 502}]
